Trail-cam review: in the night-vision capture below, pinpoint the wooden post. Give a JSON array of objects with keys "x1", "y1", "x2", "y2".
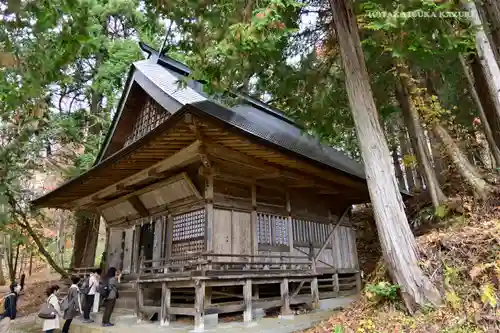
[
  {"x1": 160, "y1": 282, "x2": 171, "y2": 326},
  {"x1": 243, "y1": 279, "x2": 252, "y2": 323},
  {"x1": 280, "y1": 278, "x2": 292, "y2": 316},
  {"x1": 286, "y1": 192, "x2": 293, "y2": 254},
  {"x1": 251, "y1": 185, "x2": 258, "y2": 256},
  {"x1": 136, "y1": 284, "x2": 145, "y2": 322},
  {"x1": 132, "y1": 225, "x2": 141, "y2": 273},
  {"x1": 355, "y1": 271, "x2": 362, "y2": 292},
  {"x1": 194, "y1": 280, "x2": 205, "y2": 332},
  {"x1": 333, "y1": 273, "x2": 340, "y2": 296},
  {"x1": 205, "y1": 173, "x2": 214, "y2": 253},
  {"x1": 166, "y1": 215, "x2": 173, "y2": 260},
  {"x1": 311, "y1": 277, "x2": 320, "y2": 308}
]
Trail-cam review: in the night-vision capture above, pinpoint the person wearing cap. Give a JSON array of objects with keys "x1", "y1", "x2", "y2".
[{"x1": 0, "y1": 283, "x2": 21, "y2": 333}]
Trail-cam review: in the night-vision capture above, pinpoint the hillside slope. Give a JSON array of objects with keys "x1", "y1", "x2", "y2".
[{"x1": 305, "y1": 200, "x2": 500, "y2": 333}]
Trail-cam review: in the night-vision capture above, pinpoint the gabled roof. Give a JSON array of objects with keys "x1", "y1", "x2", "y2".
[
  {"x1": 31, "y1": 43, "x2": 382, "y2": 209},
  {"x1": 97, "y1": 42, "x2": 366, "y2": 180}
]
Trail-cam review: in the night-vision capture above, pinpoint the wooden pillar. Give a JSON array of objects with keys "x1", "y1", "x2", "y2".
[
  {"x1": 205, "y1": 173, "x2": 214, "y2": 253},
  {"x1": 166, "y1": 215, "x2": 173, "y2": 260},
  {"x1": 333, "y1": 273, "x2": 340, "y2": 296},
  {"x1": 132, "y1": 225, "x2": 141, "y2": 274},
  {"x1": 280, "y1": 278, "x2": 292, "y2": 315},
  {"x1": 243, "y1": 279, "x2": 252, "y2": 323},
  {"x1": 160, "y1": 282, "x2": 171, "y2": 326},
  {"x1": 311, "y1": 277, "x2": 320, "y2": 308},
  {"x1": 251, "y1": 185, "x2": 258, "y2": 256},
  {"x1": 355, "y1": 272, "x2": 362, "y2": 292},
  {"x1": 286, "y1": 192, "x2": 293, "y2": 254},
  {"x1": 136, "y1": 284, "x2": 145, "y2": 322},
  {"x1": 194, "y1": 280, "x2": 206, "y2": 332}
]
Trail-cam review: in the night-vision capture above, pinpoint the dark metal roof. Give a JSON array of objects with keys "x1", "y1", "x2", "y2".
[
  {"x1": 136, "y1": 42, "x2": 366, "y2": 180},
  {"x1": 191, "y1": 101, "x2": 366, "y2": 179}
]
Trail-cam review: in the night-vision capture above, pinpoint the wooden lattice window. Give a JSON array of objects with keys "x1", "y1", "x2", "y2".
[
  {"x1": 124, "y1": 97, "x2": 170, "y2": 146},
  {"x1": 292, "y1": 218, "x2": 330, "y2": 247},
  {"x1": 256, "y1": 213, "x2": 289, "y2": 249},
  {"x1": 171, "y1": 209, "x2": 205, "y2": 256}
]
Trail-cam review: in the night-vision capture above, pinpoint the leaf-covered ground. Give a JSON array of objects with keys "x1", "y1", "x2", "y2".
[{"x1": 302, "y1": 199, "x2": 500, "y2": 333}]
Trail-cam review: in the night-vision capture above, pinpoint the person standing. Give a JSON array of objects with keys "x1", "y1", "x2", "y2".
[
  {"x1": 42, "y1": 286, "x2": 62, "y2": 333},
  {"x1": 101, "y1": 267, "x2": 120, "y2": 327},
  {"x1": 0, "y1": 283, "x2": 20, "y2": 333},
  {"x1": 83, "y1": 268, "x2": 101, "y2": 323},
  {"x1": 61, "y1": 276, "x2": 82, "y2": 333}
]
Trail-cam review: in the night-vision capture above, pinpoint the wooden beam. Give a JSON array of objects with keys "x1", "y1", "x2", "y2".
[
  {"x1": 128, "y1": 196, "x2": 149, "y2": 217},
  {"x1": 73, "y1": 140, "x2": 202, "y2": 208},
  {"x1": 99, "y1": 172, "x2": 199, "y2": 211},
  {"x1": 205, "y1": 141, "x2": 355, "y2": 193},
  {"x1": 314, "y1": 207, "x2": 350, "y2": 262}
]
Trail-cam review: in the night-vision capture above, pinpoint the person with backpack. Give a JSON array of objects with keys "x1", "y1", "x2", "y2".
[
  {"x1": 60, "y1": 276, "x2": 82, "y2": 333},
  {"x1": 0, "y1": 283, "x2": 20, "y2": 333},
  {"x1": 82, "y1": 268, "x2": 101, "y2": 323},
  {"x1": 42, "y1": 285, "x2": 62, "y2": 333},
  {"x1": 100, "y1": 267, "x2": 120, "y2": 327}
]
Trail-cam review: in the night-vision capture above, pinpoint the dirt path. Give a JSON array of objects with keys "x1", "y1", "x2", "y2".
[{"x1": 0, "y1": 268, "x2": 62, "y2": 317}]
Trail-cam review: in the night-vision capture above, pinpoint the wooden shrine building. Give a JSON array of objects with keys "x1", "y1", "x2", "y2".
[{"x1": 32, "y1": 42, "x2": 373, "y2": 330}]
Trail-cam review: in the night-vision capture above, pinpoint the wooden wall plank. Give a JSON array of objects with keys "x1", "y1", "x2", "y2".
[
  {"x1": 107, "y1": 228, "x2": 123, "y2": 269},
  {"x1": 213, "y1": 209, "x2": 232, "y2": 259},
  {"x1": 153, "y1": 216, "x2": 165, "y2": 267},
  {"x1": 122, "y1": 227, "x2": 134, "y2": 274},
  {"x1": 231, "y1": 211, "x2": 251, "y2": 262}
]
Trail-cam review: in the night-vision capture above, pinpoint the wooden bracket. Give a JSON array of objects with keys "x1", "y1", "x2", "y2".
[
  {"x1": 128, "y1": 196, "x2": 150, "y2": 218},
  {"x1": 314, "y1": 207, "x2": 350, "y2": 261}
]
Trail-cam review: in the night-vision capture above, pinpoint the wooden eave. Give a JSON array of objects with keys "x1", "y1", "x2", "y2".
[
  {"x1": 32, "y1": 103, "x2": 371, "y2": 211},
  {"x1": 31, "y1": 109, "x2": 197, "y2": 209}
]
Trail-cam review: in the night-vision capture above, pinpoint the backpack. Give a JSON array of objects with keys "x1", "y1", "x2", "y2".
[
  {"x1": 98, "y1": 280, "x2": 111, "y2": 299},
  {"x1": 0, "y1": 293, "x2": 14, "y2": 317}
]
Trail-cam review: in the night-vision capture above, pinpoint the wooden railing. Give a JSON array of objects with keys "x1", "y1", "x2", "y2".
[{"x1": 139, "y1": 253, "x2": 314, "y2": 276}]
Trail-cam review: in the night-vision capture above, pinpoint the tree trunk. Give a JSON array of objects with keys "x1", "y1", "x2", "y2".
[
  {"x1": 0, "y1": 255, "x2": 6, "y2": 286},
  {"x1": 399, "y1": 128, "x2": 416, "y2": 192},
  {"x1": 13, "y1": 244, "x2": 19, "y2": 280},
  {"x1": 462, "y1": 0, "x2": 500, "y2": 124},
  {"x1": 471, "y1": 54, "x2": 500, "y2": 147},
  {"x1": 427, "y1": 130, "x2": 446, "y2": 182},
  {"x1": 328, "y1": 0, "x2": 441, "y2": 311},
  {"x1": 395, "y1": 78, "x2": 447, "y2": 208},
  {"x1": 29, "y1": 252, "x2": 33, "y2": 276},
  {"x1": 391, "y1": 143, "x2": 405, "y2": 190},
  {"x1": 71, "y1": 212, "x2": 100, "y2": 268},
  {"x1": 57, "y1": 216, "x2": 65, "y2": 267},
  {"x1": 482, "y1": 0, "x2": 500, "y2": 63},
  {"x1": 5, "y1": 236, "x2": 15, "y2": 284},
  {"x1": 459, "y1": 54, "x2": 500, "y2": 166},
  {"x1": 433, "y1": 123, "x2": 495, "y2": 199},
  {"x1": 19, "y1": 220, "x2": 69, "y2": 278}
]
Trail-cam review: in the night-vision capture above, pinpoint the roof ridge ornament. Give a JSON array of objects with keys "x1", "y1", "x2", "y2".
[{"x1": 155, "y1": 21, "x2": 174, "y2": 63}]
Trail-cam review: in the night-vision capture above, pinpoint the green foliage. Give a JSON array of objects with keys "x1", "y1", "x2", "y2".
[
  {"x1": 365, "y1": 281, "x2": 400, "y2": 303},
  {"x1": 0, "y1": 0, "x2": 162, "y2": 272},
  {"x1": 435, "y1": 204, "x2": 449, "y2": 218},
  {"x1": 333, "y1": 325, "x2": 343, "y2": 333}
]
